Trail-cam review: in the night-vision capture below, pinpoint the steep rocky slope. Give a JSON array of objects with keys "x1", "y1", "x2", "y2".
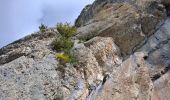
[
  {"x1": 75, "y1": 0, "x2": 167, "y2": 55},
  {"x1": 0, "y1": 0, "x2": 170, "y2": 100}
]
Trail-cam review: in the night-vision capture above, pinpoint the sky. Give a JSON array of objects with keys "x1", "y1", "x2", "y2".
[{"x1": 0, "y1": 0, "x2": 94, "y2": 48}]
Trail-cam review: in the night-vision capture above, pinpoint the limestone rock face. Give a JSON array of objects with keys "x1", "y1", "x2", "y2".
[
  {"x1": 0, "y1": 0, "x2": 170, "y2": 100},
  {"x1": 0, "y1": 31, "x2": 62, "y2": 100},
  {"x1": 0, "y1": 55, "x2": 59, "y2": 100},
  {"x1": 75, "y1": 0, "x2": 167, "y2": 55},
  {"x1": 70, "y1": 37, "x2": 122, "y2": 99},
  {"x1": 89, "y1": 52, "x2": 153, "y2": 100},
  {"x1": 137, "y1": 18, "x2": 170, "y2": 81},
  {"x1": 83, "y1": 37, "x2": 122, "y2": 73},
  {"x1": 0, "y1": 35, "x2": 122, "y2": 100},
  {"x1": 151, "y1": 71, "x2": 170, "y2": 100},
  {"x1": 138, "y1": 17, "x2": 170, "y2": 100},
  {"x1": 0, "y1": 30, "x2": 57, "y2": 65}
]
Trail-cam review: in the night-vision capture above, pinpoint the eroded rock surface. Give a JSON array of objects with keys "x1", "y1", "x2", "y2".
[
  {"x1": 138, "y1": 18, "x2": 170, "y2": 81},
  {"x1": 69, "y1": 37, "x2": 122, "y2": 99},
  {"x1": 151, "y1": 71, "x2": 170, "y2": 100},
  {"x1": 76, "y1": 0, "x2": 166, "y2": 55},
  {"x1": 0, "y1": 55, "x2": 59, "y2": 100},
  {"x1": 0, "y1": 36, "x2": 122, "y2": 100},
  {"x1": 0, "y1": 29, "x2": 57, "y2": 65},
  {"x1": 0, "y1": 0, "x2": 170, "y2": 100},
  {"x1": 88, "y1": 52, "x2": 153, "y2": 100}
]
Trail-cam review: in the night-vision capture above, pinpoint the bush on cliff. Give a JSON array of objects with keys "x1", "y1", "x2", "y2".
[
  {"x1": 56, "y1": 23, "x2": 77, "y2": 38},
  {"x1": 52, "y1": 36, "x2": 74, "y2": 52},
  {"x1": 52, "y1": 23, "x2": 77, "y2": 67},
  {"x1": 39, "y1": 23, "x2": 47, "y2": 33}
]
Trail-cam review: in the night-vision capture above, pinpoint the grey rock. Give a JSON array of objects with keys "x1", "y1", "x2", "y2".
[
  {"x1": 0, "y1": 0, "x2": 170, "y2": 99},
  {"x1": 0, "y1": 55, "x2": 60, "y2": 100},
  {"x1": 0, "y1": 30, "x2": 57, "y2": 65},
  {"x1": 75, "y1": 0, "x2": 167, "y2": 55},
  {"x1": 151, "y1": 71, "x2": 170, "y2": 100},
  {"x1": 138, "y1": 17, "x2": 170, "y2": 81},
  {"x1": 88, "y1": 52, "x2": 153, "y2": 100}
]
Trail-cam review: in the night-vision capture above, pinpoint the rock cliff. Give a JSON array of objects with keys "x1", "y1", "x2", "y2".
[{"x1": 0, "y1": 0, "x2": 170, "y2": 100}]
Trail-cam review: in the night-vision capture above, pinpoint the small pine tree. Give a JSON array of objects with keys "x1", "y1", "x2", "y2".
[{"x1": 39, "y1": 23, "x2": 47, "y2": 33}]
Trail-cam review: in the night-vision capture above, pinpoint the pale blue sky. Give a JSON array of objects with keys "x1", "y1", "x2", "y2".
[{"x1": 0, "y1": 0, "x2": 94, "y2": 48}]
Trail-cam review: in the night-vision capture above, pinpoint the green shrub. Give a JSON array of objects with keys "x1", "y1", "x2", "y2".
[
  {"x1": 56, "y1": 53, "x2": 77, "y2": 65},
  {"x1": 56, "y1": 23, "x2": 77, "y2": 38},
  {"x1": 52, "y1": 36, "x2": 74, "y2": 52},
  {"x1": 39, "y1": 23, "x2": 47, "y2": 33},
  {"x1": 56, "y1": 53, "x2": 71, "y2": 63},
  {"x1": 52, "y1": 23, "x2": 77, "y2": 52},
  {"x1": 55, "y1": 52, "x2": 77, "y2": 73},
  {"x1": 52, "y1": 22, "x2": 77, "y2": 69}
]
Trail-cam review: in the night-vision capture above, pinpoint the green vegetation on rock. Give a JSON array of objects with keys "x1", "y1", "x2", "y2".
[
  {"x1": 52, "y1": 23, "x2": 77, "y2": 68},
  {"x1": 52, "y1": 36, "x2": 74, "y2": 52},
  {"x1": 57, "y1": 23, "x2": 77, "y2": 38},
  {"x1": 39, "y1": 23, "x2": 47, "y2": 33}
]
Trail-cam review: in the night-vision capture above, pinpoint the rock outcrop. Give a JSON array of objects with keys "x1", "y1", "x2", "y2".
[
  {"x1": 137, "y1": 17, "x2": 170, "y2": 81},
  {"x1": 0, "y1": 29, "x2": 57, "y2": 65},
  {"x1": 0, "y1": 35, "x2": 122, "y2": 99},
  {"x1": 66, "y1": 37, "x2": 122, "y2": 99},
  {"x1": 0, "y1": 0, "x2": 170, "y2": 100},
  {"x1": 151, "y1": 71, "x2": 170, "y2": 100},
  {"x1": 88, "y1": 52, "x2": 153, "y2": 100},
  {"x1": 75, "y1": 0, "x2": 167, "y2": 55}
]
